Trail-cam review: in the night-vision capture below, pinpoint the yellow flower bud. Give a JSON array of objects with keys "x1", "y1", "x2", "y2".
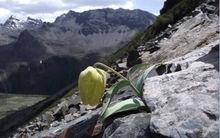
[{"x1": 78, "y1": 66, "x2": 106, "y2": 106}]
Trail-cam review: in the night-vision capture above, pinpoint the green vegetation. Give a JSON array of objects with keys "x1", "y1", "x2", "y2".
[{"x1": 107, "y1": 0, "x2": 204, "y2": 65}]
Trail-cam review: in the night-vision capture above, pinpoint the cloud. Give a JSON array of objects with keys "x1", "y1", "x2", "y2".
[
  {"x1": 0, "y1": 0, "x2": 163, "y2": 23},
  {"x1": 0, "y1": 8, "x2": 11, "y2": 23},
  {"x1": 0, "y1": 0, "x2": 71, "y2": 14},
  {"x1": 73, "y1": 0, "x2": 133, "y2": 12},
  {"x1": 63, "y1": 0, "x2": 128, "y2": 7}
]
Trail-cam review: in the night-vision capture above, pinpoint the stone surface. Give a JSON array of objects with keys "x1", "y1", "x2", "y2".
[
  {"x1": 103, "y1": 113, "x2": 151, "y2": 138},
  {"x1": 143, "y1": 43, "x2": 219, "y2": 138},
  {"x1": 141, "y1": 8, "x2": 218, "y2": 67},
  {"x1": 35, "y1": 109, "x2": 101, "y2": 138}
]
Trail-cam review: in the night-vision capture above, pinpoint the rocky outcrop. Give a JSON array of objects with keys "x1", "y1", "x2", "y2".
[
  {"x1": 103, "y1": 113, "x2": 151, "y2": 138},
  {"x1": 141, "y1": 3, "x2": 218, "y2": 66},
  {"x1": 136, "y1": 1, "x2": 219, "y2": 137},
  {"x1": 143, "y1": 43, "x2": 219, "y2": 138},
  {"x1": 100, "y1": 36, "x2": 219, "y2": 138}
]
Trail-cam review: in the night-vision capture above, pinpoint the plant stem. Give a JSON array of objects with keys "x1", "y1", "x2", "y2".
[{"x1": 94, "y1": 62, "x2": 141, "y2": 97}]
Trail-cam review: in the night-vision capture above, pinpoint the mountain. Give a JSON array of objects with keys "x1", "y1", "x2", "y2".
[
  {"x1": 3, "y1": 16, "x2": 42, "y2": 30},
  {"x1": 0, "y1": 16, "x2": 43, "y2": 45},
  {"x1": 0, "y1": 8, "x2": 156, "y2": 94},
  {"x1": 27, "y1": 8, "x2": 155, "y2": 58}
]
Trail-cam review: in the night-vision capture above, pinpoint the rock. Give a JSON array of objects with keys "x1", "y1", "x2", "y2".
[
  {"x1": 67, "y1": 94, "x2": 81, "y2": 107},
  {"x1": 201, "y1": 3, "x2": 217, "y2": 14},
  {"x1": 35, "y1": 109, "x2": 101, "y2": 138},
  {"x1": 118, "y1": 62, "x2": 127, "y2": 69},
  {"x1": 107, "y1": 74, "x2": 118, "y2": 86},
  {"x1": 26, "y1": 124, "x2": 36, "y2": 131},
  {"x1": 41, "y1": 111, "x2": 54, "y2": 124},
  {"x1": 141, "y1": 9, "x2": 218, "y2": 66},
  {"x1": 127, "y1": 49, "x2": 142, "y2": 67},
  {"x1": 50, "y1": 121, "x2": 60, "y2": 127},
  {"x1": 142, "y1": 44, "x2": 219, "y2": 138},
  {"x1": 64, "y1": 114, "x2": 75, "y2": 123},
  {"x1": 53, "y1": 101, "x2": 69, "y2": 120},
  {"x1": 36, "y1": 121, "x2": 48, "y2": 130},
  {"x1": 73, "y1": 113, "x2": 80, "y2": 118},
  {"x1": 203, "y1": 122, "x2": 219, "y2": 138},
  {"x1": 103, "y1": 113, "x2": 151, "y2": 138},
  {"x1": 79, "y1": 104, "x2": 86, "y2": 113},
  {"x1": 68, "y1": 107, "x2": 78, "y2": 114}
]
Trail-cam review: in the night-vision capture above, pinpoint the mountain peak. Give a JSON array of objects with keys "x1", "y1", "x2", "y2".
[
  {"x1": 27, "y1": 17, "x2": 42, "y2": 23},
  {"x1": 3, "y1": 15, "x2": 22, "y2": 29},
  {"x1": 2, "y1": 16, "x2": 43, "y2": 30},
  {"x1": 54, "y1": 8, "x2": 156, "y2": 35}
]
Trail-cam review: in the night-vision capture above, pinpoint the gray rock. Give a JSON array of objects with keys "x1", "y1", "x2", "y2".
[
  {"x1": 53, "y1": 101, "x2": 69, "y2": 120},
  {"x1": 103, "y1": 113, "x2": 151, "y2": 138},
  {"x1": 41, "y1": 111, "x2": 54, "y2": 124},
  {"x1": 79, "y1": 104, "x2": 86, "y2": 113},
  {"x1": 67, "y1": 94, "x2": 81, "y2": 107},
  {"x1": 68, "y1": 107, "x2": 78, "y2": 114},
  {"x1": 34, "y1": 109, "x2": 101, "y2": 138},
  {"x1": 64, "y1": 114, "x2": 75, "y2": 123},
  {"x1": 118, "y1": 62, "x2": 127, "y2": 69},
  {"x1": 141, "y1": 9, "x2": 218, "y2": 67},
  {"x1": 143, "y1": 44, "x2": 219, "y2": 138},
  {"x1": 203, "y1": 122, "x2": 219, "y2": 138},
  {"x1": 50, "y1": 121, "x2": 60, "y2": 127}
]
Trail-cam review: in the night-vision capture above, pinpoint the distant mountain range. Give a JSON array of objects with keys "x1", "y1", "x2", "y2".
[
  {"x1": 0, "y1": 16, "x2": 42, "y2": 45},
  {"x1": 0, "y1": 8, "x2": 155, "y2": 94}
]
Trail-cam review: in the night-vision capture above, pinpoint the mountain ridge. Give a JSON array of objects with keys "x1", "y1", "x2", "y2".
[{"x1": 0, "y1": 8, "x2": 156, "y2": 94}]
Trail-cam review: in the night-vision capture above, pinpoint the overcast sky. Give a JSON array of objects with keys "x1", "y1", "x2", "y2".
[{"x1": 0, "y1": 0, "x2": 165, "y2": 23}]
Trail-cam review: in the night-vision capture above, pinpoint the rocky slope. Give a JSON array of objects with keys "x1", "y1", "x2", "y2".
[
  {"x1": 21, "y1": 8, "x2": 155, "y2": 58},
  {"x1": 0, "y1": 9, "x2": 155, "y2": 94},
  {"x1": 9, "y1": 0, "x2": 219, "y2": 138}
]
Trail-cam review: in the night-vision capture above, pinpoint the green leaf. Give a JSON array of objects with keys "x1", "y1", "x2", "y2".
[
  {"x1": 135, "y1": 72, "x2": 148, "y2": 93},
  {"x1": 127, "y1": 64, "x2": 148, "y2": 80},
  {"x1": 102, "y1": 98, "x2": 146, "y2": 120},
  {"x1": 126, "y1": 64, "x2": 149, "y2": 95},
  {"x1": 101, "y1": 80, "x2": 130, "y2": 116}
]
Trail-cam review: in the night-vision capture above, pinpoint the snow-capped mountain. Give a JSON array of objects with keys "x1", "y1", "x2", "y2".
[
  {"x1": 0, "y1": 9, "x2": 155, "y2": 57},
  {"x1": 3, "y1": 16, "x2": 42, "y2": 30},
  {"x1": 0, "y1": 16, "x2": 43, "y2": 45}
]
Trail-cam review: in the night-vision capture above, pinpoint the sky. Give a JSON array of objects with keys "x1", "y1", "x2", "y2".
[{"x1": 0, "y1": 0, "x2": 165, "y2": 23}]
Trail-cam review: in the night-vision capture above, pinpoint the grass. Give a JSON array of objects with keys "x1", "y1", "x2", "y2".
[{"x1": 0, "y1": 93, "x2": 47, "y2": 119}]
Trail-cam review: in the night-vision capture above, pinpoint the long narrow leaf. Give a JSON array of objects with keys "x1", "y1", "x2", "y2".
[
  {"x1": 127, "y1": 64, "x2": 148, "y2": 80},
  {"x1": 102, "y1": 98, "x2": 146, "y2": 120},
  {"x1": 135, "y1": 72, "x2": 148, "y2": 93},
  {"x1": 101, "y1": 80, "x2": 130, "y2": 116}
]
